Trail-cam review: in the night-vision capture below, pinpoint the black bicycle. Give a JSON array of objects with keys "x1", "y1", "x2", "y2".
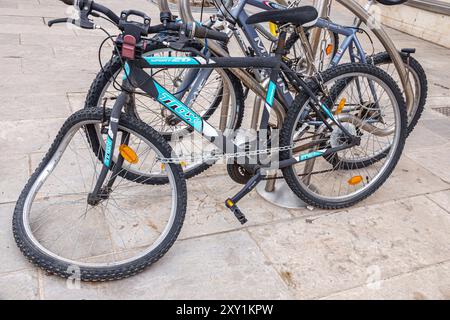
[{"x1": 14, "y1": 0, "x2": 407, "y2": 281}]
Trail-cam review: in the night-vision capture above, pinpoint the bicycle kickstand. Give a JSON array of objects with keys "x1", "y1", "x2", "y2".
[{"x1": 225, "y1": 170, "x2": 263, "y2": 225}]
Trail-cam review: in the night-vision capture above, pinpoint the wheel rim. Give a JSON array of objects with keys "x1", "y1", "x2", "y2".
[
  {"x1": 289, "y1": 71, "x2": 403, "y2": 202},
  {"x1": 22, "y1": 119, "x2": 180, "y2": 268}
]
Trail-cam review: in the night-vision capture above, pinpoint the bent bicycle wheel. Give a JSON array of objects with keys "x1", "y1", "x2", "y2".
[{"x1": 13, "y1": 109, "x2": 187, "y2": 281}]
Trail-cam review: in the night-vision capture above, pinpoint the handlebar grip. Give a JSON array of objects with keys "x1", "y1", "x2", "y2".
[
  {"x1": 191, "y1": 24, "x2": 228, "y2": 43},
  {"x1": 48, "y1": 18, "x2": 74, "y2": 27},
  {"x1": 375, "y1": 0, "x2": 409, "y2": 5},
  {"x1": 60, "y1": 0, "x2": 75, "y2": 5}
]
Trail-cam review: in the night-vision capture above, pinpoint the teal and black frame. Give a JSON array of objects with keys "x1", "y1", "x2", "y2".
[{"x1": 89, "y1": 28, "x2": 361, "y2": 220}]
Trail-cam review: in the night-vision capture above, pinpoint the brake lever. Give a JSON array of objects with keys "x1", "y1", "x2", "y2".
[
  {"x1": 163, "y1": 40, "x2": 209, "y2": 61},
  {"x1": 48, "y1": 17, "x2": 95, "y2": 29},
  {"x1": 48, "y1": 18, "x2": 75, "y2": 27}
]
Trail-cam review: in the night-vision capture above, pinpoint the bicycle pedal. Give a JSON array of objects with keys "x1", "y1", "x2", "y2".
[
  {"x1": 401, "y1": 48, "x2": 416, "y2": 55},
  {"x1": 225, "y1": 199, "x2": 248, "y2": 225}
]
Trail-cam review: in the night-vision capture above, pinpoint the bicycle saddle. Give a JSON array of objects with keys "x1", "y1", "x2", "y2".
[
  {"x1": 375, "y1": 0, "x2": 409, "y2": 5},
  {"x1": 246, "y1": 6, "x2": 318, "y2": 27}
]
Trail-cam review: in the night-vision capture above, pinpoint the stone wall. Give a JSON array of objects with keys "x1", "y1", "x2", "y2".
[{"x1": 376, "y1": 1, "x2": 450, "y2": 48}]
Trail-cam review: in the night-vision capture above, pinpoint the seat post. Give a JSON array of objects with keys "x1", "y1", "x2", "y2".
[{"x1": 274, "y1": 30, "x2": 288, "y2": 58}]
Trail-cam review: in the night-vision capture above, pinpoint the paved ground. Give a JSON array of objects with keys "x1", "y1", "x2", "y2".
[{"x1": 0, "y1": 0, "x2": 449, "y2": 300}]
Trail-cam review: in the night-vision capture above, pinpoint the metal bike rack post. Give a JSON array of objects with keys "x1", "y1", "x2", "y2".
[
  {"x1": 157, "y1": 0, "x2": 171, "y2": 12},
  {"x1": 175, "y1": 0, "x2": 302, "y2": 207},
  {"x1": 337, "y1": 0, "x2": 414, "y2": 112}
]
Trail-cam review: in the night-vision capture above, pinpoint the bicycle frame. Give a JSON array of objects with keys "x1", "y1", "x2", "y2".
[
  {"x1": 90, "y1": 44, "x2": 360, "y2": 201},
  {"x1": 172, "y1": 0, "x2": 412, "y2": 192},
  {"x1": 128, "y1": 55, "x2": 354, "y2": 161},
  {"x1": 170, "y1": 0, "x2": 376, "y2": 115},
  {"x1": 174, "y1": 0, "x2": 295, "y2": 109}
]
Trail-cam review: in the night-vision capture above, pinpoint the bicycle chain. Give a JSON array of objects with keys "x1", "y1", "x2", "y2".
[{"x1": 157, "y1": 145, "x2": 294, "y2": 164}]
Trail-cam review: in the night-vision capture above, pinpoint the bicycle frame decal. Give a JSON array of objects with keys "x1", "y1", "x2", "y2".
[
  {"x1": 297, "y1": 150, "x2": 326, "y2": 161},
  {"x1": 266, "y1": 81, "x2": 276, "y2": 106},
  {"x1": 320, "y1": 103, "x2": 336, "y2": 121},
  {"x1": 246, "y1": 0, "x2": 284, "y2": 11},
  {"x1": 123, "y1": 63, "x2": 130, "y2": 80},
  {"x1": 144, "y1": 56, "x2": 207, "y2": 65},
  {"x1": 104, "y1": 136, "x2": 113, "y2": 167},
  {"x1": 154, "y1": 82, "x2": 204, "y2": 133}
]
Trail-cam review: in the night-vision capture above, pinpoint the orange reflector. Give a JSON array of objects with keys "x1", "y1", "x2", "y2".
[
  {"x1": 269, "y1": 22, "x2": 278, "y2": 36},
  {"x1": 348, "y1": 175, "x2": 363, "y2": 185},
  {"x1": 325, "y1": 44, "x2": 333, "y2": 56},
  {"x1": 180, "y1": 161, "x2": 187, "y2": 167},
  {"x1": 119, "y1": 144, "x2": 138, "y2": 164},
  {"x1": 335, "y1": 98, "x2": 346, "y2": 115},
  {"x1": 161, "y1": 163, "x2": 166, "y2": 171},
  {"x1": 226, "y1": 199, "x2": 234, "y2": 207}
]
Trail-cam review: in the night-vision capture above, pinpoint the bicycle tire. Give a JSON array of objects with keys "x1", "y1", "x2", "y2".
[
  {"x1": 13, "y1": 108, "x2": 187, "y2": 281},
  {"x1": 280, "y1": 63, "x2": 407, "y2": 209},
  {"x1": 369, "y1": 51, "x2": 428, "y2": 135}
]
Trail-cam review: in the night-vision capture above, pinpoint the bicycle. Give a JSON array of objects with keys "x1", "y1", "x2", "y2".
[
  {"x1": 211, "y1": 0, "x2": 426, "y2": 133},
  {"x1": 282, "y1": 0, "x2": 427, "y2": 133},
  {"x1": 14, "y1": 0, "x2": 407, "y2": 281},
  {"x1": 83, "y1": 0, "x2": 425, "y2": 183},
  {"x1": 81, "y1": 0, "x2": 336, "y2": 183}
]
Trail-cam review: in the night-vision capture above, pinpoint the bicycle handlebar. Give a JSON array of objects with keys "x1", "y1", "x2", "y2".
[
  {"x1": 56, "y1": 0, "x2": 227, "y2": 42},
  {"x1": 148, "y1": 22, "x2": 228, "y2": 42},
  {"x1": 188, "y1": 23, "x2": 229, "y2": 42},
  {"x1": 58, "y1": 0, "x2": 119, "y2": 24}
]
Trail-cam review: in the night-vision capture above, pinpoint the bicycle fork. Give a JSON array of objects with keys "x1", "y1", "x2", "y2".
[{"x1": 87, "y1": 92, "x2": 130, "y2": 206}]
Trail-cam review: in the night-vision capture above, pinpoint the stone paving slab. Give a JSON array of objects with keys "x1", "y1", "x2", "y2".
[
  {"x1": 0, "y1": 93, "x2": 71, "y2": 121},
  {"x1": 178, "y1": 175, "x2": 294, "y2": 240},
  {"x1": 427, "y1": 190, "x2": 450, "y2": 213},
  {"x1": 403, "y1": 124, "x2": 449, "y2": 154},
  {"x1": 0, "y1": 154, "x2": 30, "y2": 204},
  {"x1": 0, "y1": 33, "x2": 19, "y2": 45},
  {"x1": 339, "y1": 155, "x2": 450, "y2": 208},
  {"x1": 0, "y1": 118, "x2": 66, "y2": 155},
  {"x1": 0, "y1": 15, "x2": 44, "y2": 26},
  {"x1": 0, "y1": 72, "x2": 95, "y2": 97},
  {"x1": 0, "y1": 57, "x2": 21, "y2": 74},
  {"x1": 247, "y1": 196, "x2": 450, "y2": 299},
  {"x1": 0, "y1": 269, "x2": 39, "y2": 300},
  {"x1": 40, "y1": 231, "x2": 293, "y2": 300},
  {"x1": 406, "y1": 143, "x2": 450, "y2": 184},
  {"x1": 0, "y1": 204, "x2": 32, "y2": 274},
  {"x1": 0, "y1": 44, "x2": 54, "y2": 60},
  {"x1": 321, "y1": 260, "x2": 450, "y2": 300},
  {"x1": 421, "y1": 119, "x2": 450, "y2": 139}
]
